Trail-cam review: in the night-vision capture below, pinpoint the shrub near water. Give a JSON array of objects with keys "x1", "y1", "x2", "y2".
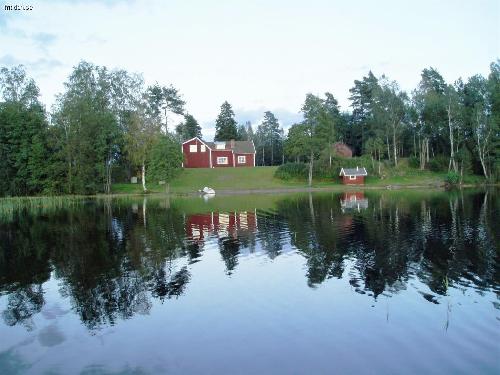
[
  {"x1": 274, "y1": 163, "x2": 307, "y2": 180},
  {"x1": 445, "y1": 172, "x2": 460, "y2": 185},
  {"x1": 275, "y1": 156, "x2": 374, "y2": 181},
  {"x1": 428, "y1": 155, "x2": 449, "y2": 172}
]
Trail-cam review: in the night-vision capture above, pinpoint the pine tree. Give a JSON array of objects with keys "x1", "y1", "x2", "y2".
[
  {"x1": 214, "y1": 101, "x2": 237, "y2": 141},
  {"x1": 176, "y1": 113, "x2": 202, "y2": 140}
]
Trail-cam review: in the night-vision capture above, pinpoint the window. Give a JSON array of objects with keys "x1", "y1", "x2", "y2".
[
  {"x1": 200, "y1": 145, "x2": 206, "y2": 152},
  {"x1": 237, "y1": 155, "x2": 246, "y2": 164},
  {"x1": 349, "y1": 175, "x2": 356, "y2": 180},
  {"x1": 216, "y1": 142, "x2": 225, "y2": 150},
  {"x1": 217, "y1": 157, "x2": 228, "y2": 165},
  {"x1": 189, "y1": 144, "x2": 197, "y2": 153}
]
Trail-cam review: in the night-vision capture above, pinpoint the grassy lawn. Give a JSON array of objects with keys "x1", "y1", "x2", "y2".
[
  {"x1": 112, "y1": 162, "x2": 487, "y2": 195},
  {"x1": 170, "y1": 166, "x2": 289, "y2": 191}
]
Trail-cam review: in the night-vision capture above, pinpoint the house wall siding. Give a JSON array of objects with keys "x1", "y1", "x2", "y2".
[
  {"x1": 182, "y1": 138, "x2": 256, "y2": 168},
  {"x1": 342, "y1": 176, "x2": 365, "y2": 185},
  {"x1": 234, "y1": 153, "x2": 254, "y2": 167},
  {"x1": 183, "y1": 139, "x2": 211, "y2": 168},
  {"x1": 211, "y1": 150, "x2": 234, "y2": 167}
]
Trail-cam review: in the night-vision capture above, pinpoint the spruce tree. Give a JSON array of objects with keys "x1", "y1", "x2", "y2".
[{"x1": 214, "y1": 101, "x2": 237, "y2": 141}]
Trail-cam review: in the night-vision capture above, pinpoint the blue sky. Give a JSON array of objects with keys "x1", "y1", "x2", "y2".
[{"x1": 1, "y1": 0, "x2": 498, "y2": 138}]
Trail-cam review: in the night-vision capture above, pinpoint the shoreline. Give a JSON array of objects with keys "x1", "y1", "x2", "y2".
[{"x1": 1, "y1": 183, "x2": 498, "y2": 201}]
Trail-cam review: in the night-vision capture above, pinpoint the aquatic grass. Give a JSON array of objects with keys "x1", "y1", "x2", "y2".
[{"x1": 0, "y1": 195, "x2": 88, "y2": 222}]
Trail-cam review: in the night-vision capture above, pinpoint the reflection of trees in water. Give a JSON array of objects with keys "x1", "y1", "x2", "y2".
[
  {"x1": 2, "y1": 284, "x2": 44, "y2": 330},
  {"x1": 0, "y1": 191, "x2": 498, "y2": 330},
  {"x1": 276, "y1": 190, "x2": 498, "y2": 298},
  {"x1": 0, "y1": 199, "x2": 192, "y2": 330}
]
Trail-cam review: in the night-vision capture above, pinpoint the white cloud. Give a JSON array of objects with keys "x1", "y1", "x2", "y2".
[{"x1": 0, "y1": 0, "x2": 497, "y2": 137}]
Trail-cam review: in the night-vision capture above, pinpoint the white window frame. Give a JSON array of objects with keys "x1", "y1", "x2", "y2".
[
  {"x1": 200, "y1": 144, "x2": 206, "y2": 152},
  {"x1": 189, "y1": 144, "x2": 197, "y2": 153},
  {"x1": 237, "y1": 155, "x2": 246, "y2": 164},
  {"x1": 349, "y1": 175, "x2": 356, "y2": 180},
  {"x1": 217, "y1": 157, "x2": 228, "y2": 165}
]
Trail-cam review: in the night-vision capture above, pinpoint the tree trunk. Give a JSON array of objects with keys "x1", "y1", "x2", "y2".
[
  {"x1": 378, "y1": 149, "x2": 381, "y2": 176},
  {"x1": 447, "y1": 104, "x2": 457, "y2": 172},
  {"x1": 386, "y1": 134, "x2": 391, "y2": 161},
  {"x1": 271, "y1": 141, "x2": 274, "y2": 166},
  {"x1": 308, "y1": 151, "x2": 313, "y2": 187},
  {"x1": 413, "y1": 132, "x2": 416, "y2": 158},
  {"x1": 475, "y1": 112, "x2": 491, "y2": 179},
  {"x1": 141, "y1": 163, "x2": 147, "y2": 192},
  {"x1": 392, "y1": 124, "x2": 398, "y2": 166},
  {"x1": 329, "y1": 142, "x2": 332, "y2": 167}
]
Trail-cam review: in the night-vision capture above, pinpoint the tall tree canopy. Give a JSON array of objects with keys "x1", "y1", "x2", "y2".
[
  {"x1": 255, "y1": 111, "x2": 283, "y2": 166},
  {"x1": 214, "y1": 101, "x2": 238, "y2": 141},
  {"x1": 176, "y1": 113, "x2": 202, "y2": 140},
  {"x1": 0, "y1": 66, "x2": 49, "y2": 196}
]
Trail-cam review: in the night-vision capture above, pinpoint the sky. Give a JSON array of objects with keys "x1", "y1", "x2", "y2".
[{"x1": 1, "y1": 0, "x2": 498, "y2": 139}]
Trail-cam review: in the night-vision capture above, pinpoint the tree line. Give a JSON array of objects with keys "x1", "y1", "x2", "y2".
[
  {"x1": 281, "y1": 62, "x2": 500, "y2": 185},
  {"x1": 0, "y1": 60, "x2": 498, "y2": 196}
]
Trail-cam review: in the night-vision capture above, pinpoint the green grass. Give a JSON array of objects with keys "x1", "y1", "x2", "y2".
[
  {"x1": 113, "y1": 167, "x2": 308, "y2": 194},
  {"x1": 112, "y1": 161, "x2": 488, "y2": 195}
]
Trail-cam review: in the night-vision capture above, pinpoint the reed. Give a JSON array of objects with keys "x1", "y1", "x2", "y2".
[{"x1": 0, "y1": 195, "x2": 88, "y2": 221}]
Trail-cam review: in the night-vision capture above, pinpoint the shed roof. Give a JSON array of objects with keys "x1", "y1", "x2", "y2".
[{"x1": 339, "y1": 167, "x2": 368, "y2": 176}]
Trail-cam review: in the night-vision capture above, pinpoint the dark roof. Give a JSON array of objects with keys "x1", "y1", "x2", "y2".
[
  {"x1": 339, "y1": 167, "x2": 368, "y2": 176},
  {"x1": 204, "y1": 140, "x2": 255, "y2": 154},
  {"x1": 227, "y1": 141, "x2": 255, "y2": 154}
]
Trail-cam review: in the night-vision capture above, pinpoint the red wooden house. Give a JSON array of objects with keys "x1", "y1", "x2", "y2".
[
  {"x1": 182, "y1": 137, "x2": 256, "y2": 168},
  {"x1": 339, "y1": 167, "x2": 367, "y2": 185}
]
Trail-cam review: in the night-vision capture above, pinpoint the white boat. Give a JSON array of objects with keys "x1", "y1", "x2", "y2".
[{"x1": 199, "y1": 186, "x2": 215, "y2": 195}]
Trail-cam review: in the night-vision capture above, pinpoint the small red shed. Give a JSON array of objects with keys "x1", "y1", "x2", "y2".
[{"x1": 339, "y1": 167, "x2": 367, "y2": 185}]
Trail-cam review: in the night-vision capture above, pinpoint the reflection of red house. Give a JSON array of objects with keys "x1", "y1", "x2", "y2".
[
  {"x1": 339, "y1": 167, "x2": 367, "y2": 185},
  {"x1": 182, "y1": 137, "x2": 256, "y2": 168},
  {"x1": 340, "y1": 191, "x2": 368, "y2": 212},
  {"x1": 186, "y1": 211, "x2": 257, "y2": 242}
]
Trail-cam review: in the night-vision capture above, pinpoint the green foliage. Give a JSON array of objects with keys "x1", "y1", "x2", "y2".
[
  {"x1": 274, "y1": 163, "x2": 308, "y2": 180},
  {"x1": 0, "y1": 67, "x2": 50, "y2": 197},
  {"x1": 428, "y1": 155, "x2": 449, "y2": 172},
  {"x1": 214, "y1": 101, "x2": 238, "y2": 141},
  {"x1": 255, "y1": 111, "x2": 284, "y2": 166},
  {"x1": 445, "y1": 171, "x2": 459, "y2": 185},
  {"x1": 147, "y1": 135, "x2": 183, "y2": 183},
  {"x1": 408, "y1": 156, "x2": 419, "y2": 168},
  {"x1": 275, "y1": 156, "x2": 374, "y2": 181},
  {"x1": 176, "y1": 113, "x2": 201, "y2": 140}
]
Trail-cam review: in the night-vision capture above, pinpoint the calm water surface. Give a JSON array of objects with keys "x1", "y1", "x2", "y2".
[{"x1": 0, "y1": 190, "x2": 499, "y2": 374}]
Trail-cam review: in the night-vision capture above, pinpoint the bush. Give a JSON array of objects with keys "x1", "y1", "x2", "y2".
[
  {"x1": 445, "y1": 171, "x2": 459, "y2": 185},
  {"x1": 408, "y1": 156, "x2": 419, "y2": 168},
  {"x1": 428, "y1": 155, "x2": 449, "y2": 172},
  {"x1": 274, "y1": 163, "x2": 307, "y2": 180},
  {"x1": 147, "y1": 136, "x2": 183, "y2": 183},
  {"x1": 275, "y1": 156, "x2": 374, "y2": 181}
]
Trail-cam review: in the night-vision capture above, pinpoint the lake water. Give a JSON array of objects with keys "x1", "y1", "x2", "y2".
[{"x1": 0, "y1": 189, "x2": 498, "y2": 374}]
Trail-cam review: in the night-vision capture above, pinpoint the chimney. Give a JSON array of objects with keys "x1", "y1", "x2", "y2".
[{"x1": 230, "y1": 139, "x2": 235, "y2": 149}]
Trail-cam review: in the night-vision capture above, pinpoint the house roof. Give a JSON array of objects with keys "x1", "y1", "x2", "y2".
[
  {"x1": 205, "y1": 140, "x2": 255, "y2": 154},
  {"x1": 182, "y1": 137, "x2": 256, "y2": 154},
  {"x1": 339, "y1": 167, "x2": 368, "y2": 176}
]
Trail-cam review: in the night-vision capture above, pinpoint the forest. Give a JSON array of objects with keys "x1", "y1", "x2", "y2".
[{"x1": 0, "y1": 60, "x2": 498, "y2": 196}]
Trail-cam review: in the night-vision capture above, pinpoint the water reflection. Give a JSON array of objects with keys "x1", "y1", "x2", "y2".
[
  {"x1": 340, "y1": 191, "x2": 369, "y2": 212},
  {"x1": 0, "y1": 190, "x2": 498, "y2": 333}
]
